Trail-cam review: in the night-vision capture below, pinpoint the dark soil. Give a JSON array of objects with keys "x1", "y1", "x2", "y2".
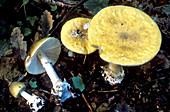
[{"x1": 0, "y1": 0, "x2": 169, "y2": 112}]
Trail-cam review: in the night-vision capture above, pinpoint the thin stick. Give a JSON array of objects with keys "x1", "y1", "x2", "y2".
[
  {"x1": 30, "y1": 2, "x2": 44, "y2": 11},
  {"x1": 60, "y1": 0, "x2": 78, "y2": 5},
  {"x1": 82, "y1": 93, "x2": 93, "y2": 112},
  {"x1": 89, "y1": 89, "x2": 118, "y2": 93},
  {"x1": 4, "y1": 77, "x2": 11, "y2": 85},
  {"x1": 39, "y1": 89, "x2": 51, "y2": 94},
  {"x1": 23, "y1": 5, "x2": 27, "y2": 18},
  {"x1": 49, "y1": 0, "x2": 88, "y2": 36},
  {"x1": 97, "y1": 90, "x2": 118, "y2": 93},
  {"x1": 83, "y1": 54, "x2": 86, "y2": 64},
  {"x1": 17, "y1": 72, "x2": 28, "y2": 82}
]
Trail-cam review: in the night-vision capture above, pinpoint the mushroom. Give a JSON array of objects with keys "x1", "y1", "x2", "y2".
[
  {"x1": 61, "y1": 17, "x2": 97, "y2": 55},
  {"x1": 25, "y1": 37, "x2": 73, "y2": 104},
  {"x1": 9, "y1": 82, "x2": 45, "y2": 112},
  {"x1": 88, "y1": 6, "x2": 162, "y2": 85},
  {"x1": 101, "y1": 63, "x2": 125, "y2": 85}
]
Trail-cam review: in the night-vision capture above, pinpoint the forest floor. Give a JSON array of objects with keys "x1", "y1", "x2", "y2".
[{"x1": 0, "y1": 0, "x2": 169, "y2": 112}]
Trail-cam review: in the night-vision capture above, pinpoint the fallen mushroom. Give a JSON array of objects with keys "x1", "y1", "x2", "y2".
[
  {"x1": 88, "y1": 6, "x2": 162, "y2": 85},
  {"x1": 9, "y1": 82, "x2": 45, "y2": 112},
  {"x1": 61, "y1": 17, "x2": 97, "y2": 55},
  {"x1": 25, "y1": 37, "x2": 73, "y2": 104}
]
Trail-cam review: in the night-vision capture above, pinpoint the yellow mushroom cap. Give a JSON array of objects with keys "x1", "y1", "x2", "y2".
[
  {"x1": 61, "y1": 17, "x2": 97, "y2": 54},
  {"x1": 88, "y1": 6, "x2": 162, "y2": 66},
  {"x1": 25, "y1": 37, "x2": 61, "y2": 74},
  {"x1": 9, "y1": 82, "x2": 25, "y2": 98}
]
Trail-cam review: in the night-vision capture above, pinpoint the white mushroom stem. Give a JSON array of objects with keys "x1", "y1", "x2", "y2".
[
  {"x1": 20, "y1": 90, "x2": 45, "y2": 112},
  {"x1": 101, "y1": 63, "x2": 125, "y2": 86},
  {"x1": 37, "y1": 50, "x2": 73, "y2": 104},
  {"x1": 37, "y1": 50, "x2": 62, "y2": 87},
  {"x1": 20, "y1": 90, "x2": 32, "y2": 101}
]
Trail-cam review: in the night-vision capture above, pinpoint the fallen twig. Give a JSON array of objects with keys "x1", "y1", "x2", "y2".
[
  {"x1": 3, "y1": 72, "x2": 27, "y2": 85},
  {"x1": 39, "y1": 88, "x2": 51, "y2": 94},
  {"x1": 82, "y1": 93, "x2": 93, "y2": 112},
  {"x1": 3, "y1": 77, "x2": 11, "y2": 85},
  {"x1": 60, "y1": 0, "x2": 78, "y2": 5},
  {"x1": 83, "y1": 55, "x2": 87, "y2": 64},
  {"x1": 17, "y1": 72, "x2": 28, "y2": 82},
  {"x1": 89, "y1": 89, "x2": 118, "y2": 93}
]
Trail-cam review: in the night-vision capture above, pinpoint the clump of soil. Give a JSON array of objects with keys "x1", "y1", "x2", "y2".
[{"x1": 0, "y1": 57, "x2": 21, "y2": 81}]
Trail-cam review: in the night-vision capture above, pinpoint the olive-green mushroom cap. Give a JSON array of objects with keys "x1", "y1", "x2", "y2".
[
  {"x1": 25, "y1": 37, "x2": 61, "y2": 74},
  {"x1": 61, "y1": 17, "x2": 97, "y2": 54},
  {"x1": 88, "y1": 6, "x2": 162, "y2": 66},
  {"x1": 9, "y1": 82, "x2": 25, "y2": 98}
]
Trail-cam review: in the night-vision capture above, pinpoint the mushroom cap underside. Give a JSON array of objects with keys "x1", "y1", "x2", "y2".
[
  {"x1": 88, "y1": 5, "x2": 162, "y2": 66},
  {"x1": 9, "y1": 82, "x2": 26, "y2": 98},
  {"x1": 25, "y1": 37, "x2": 61, "y2": 74},
  {"x1": 61, "y1": 17, "x2": 97, "y2": 54}
]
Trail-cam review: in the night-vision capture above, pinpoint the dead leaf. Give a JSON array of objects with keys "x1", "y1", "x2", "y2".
[
  {"x1": 40, "y1": 10, "x2": 54, "y2": 38},
  {"x1": 34, "y1": 31, "x2": 42, "y2": 43},
  {"x1": 157, "y1": 50, "x2": 170, "y2": 69},
  {"x1": 10, "y1": 27, "x2": 27, "y2": 60},
  {"x1": 146, "y1": 77, "x2": 151, "y2": 81},
  {"x1": 96, "y1": 102, "x2": 109, "y2": 112},
  {"x1": 3, "y1": 49, "x2": 13, "y2": 56},
  {"x1": 0, "y1": 39, "x2": 10, "y2": 59}
]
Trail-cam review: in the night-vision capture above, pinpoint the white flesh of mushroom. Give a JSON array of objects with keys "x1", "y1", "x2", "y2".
[
  {"x1": 37, "y1": 50, "x2": 72, "y2": 103},
  {"x1": 20, "y1": 90, "x2": 45, "y2": 112},
  {"x1": 101, "y1": 63, "x2": 125, "y2": 85}
]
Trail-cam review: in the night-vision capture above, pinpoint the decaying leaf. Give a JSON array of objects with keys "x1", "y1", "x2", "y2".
[
  {"x1": 96, "y1": 102, "x2": 109, "y2": 112},
  {"x1": 40, "y1": 10, "x2": 54, "y2": 38},
  {"x1": 3, "y1": 49, "x2": 13, "y2": 56},
  {"x1": 33, "y1": 30, "x2": 42, "y2": 43},
  {"x1": 157, "y1": 50, "x2": 170, "y2": 69},
  {"x1": 0, "y1": 39, "x2": 10, "y2": 59},
  {"x1": 163, "y1": 5, "x2": 170, "y2": 15},
  {"x1": 10, "y1": 27, "x2": 27, "y2": 60}
]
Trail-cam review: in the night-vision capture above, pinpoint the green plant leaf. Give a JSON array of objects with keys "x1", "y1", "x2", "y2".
[
  {"x1": 101, "y1": 0, "x2": 109, "y2": 7},
  {"x1": 84, "y1": 0, "x2": 109, "y2": 15},
  {"x1": 50, "y1": 5, "x2": 57, "y2": 12},
  {"x1": 22, "y1": 28, "x2": 31, "y2": 36},
  {"x1": 23, "y1": 0, "x2": 29, "y2": 5},
  {"x1": 33, "y1": 0, "x2": 39, "y2": 2},
  {"x1": 29, "y1": 78, "x2": 37, "y2": 88},
  {"x1": 72, "y1": 76, "x2": 85, "y2": 92},
  {"x1": 163, "y1": 5, "x2": 170, "y2": 15},
  {"x1": 76, "y1": 9, "x2": 82, "y2": 13},
  {"x1": 26, "y1": 16, "x2": 39, "y2": 26},
  {"x1": 17, "y1": 21, "x2": 24, "y2": 26}
]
